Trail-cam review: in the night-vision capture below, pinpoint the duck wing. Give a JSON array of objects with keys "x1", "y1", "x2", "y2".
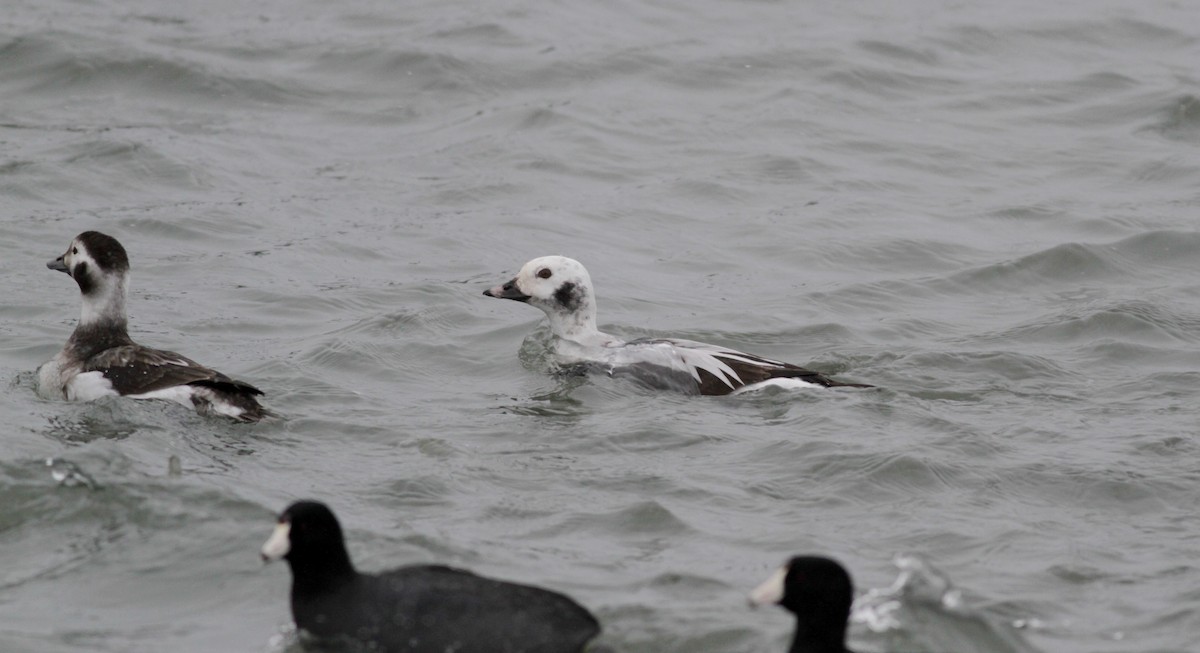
[
  {"x1": 82, "y1": 345, "x2": 263, "y2": 397},
  {"x1": 619, "y1": 338, "x2": 871, "y2": 395}
]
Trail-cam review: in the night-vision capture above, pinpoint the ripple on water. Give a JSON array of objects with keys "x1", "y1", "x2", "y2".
[
  {"x1": 530, "y1": 500, "x2": 692, "y2": 539},
  {"x1": 951, "y1": 242, "x2": 1130, "y2": 291},
  {"x1": 1150, "y1": 95, "x2": 1200, "y2": 143},
  {"x1": 1003, "y1": 300, "x2": 1200, "y2": 346},
  {"x1": 379, "y1": 475, "x2": 458, "y2": 508},
  {"x1": 854, "y1": 554, "x2": 1043, "y2": 653},
  {"x1": 308, "y1": 47, "x2": 497, "y2": 98},
  {"x1": 0, "y1": 136, "x2": 211, "y2": 205},
  {"x1": 850, "y1": 232, "x2": 1200, "y2": 315},
  {"x1": 0, "y1": 33, "x2": 306, "y2": 105},
  {"x1": 894, "y1": 351, "x2": 1074, "y2": 383},
  {"x1": 1106, "y1": 229, "x2": 1200, "y2": 266},
  {"x1": 830, "y1": 452, "x2": 971, "y2": 502}
]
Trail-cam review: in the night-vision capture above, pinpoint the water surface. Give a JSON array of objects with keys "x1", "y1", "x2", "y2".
[{"x1": 2, "y1": 1, "x2": 1199, "y2": 652}]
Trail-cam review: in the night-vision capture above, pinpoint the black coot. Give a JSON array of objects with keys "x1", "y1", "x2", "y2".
[
  {"x1": 749, "y1": 555, "x2": 855, "y2": 653},
  {"x1": 262, "y1": 500, "x2": 600, "y2": 653}
]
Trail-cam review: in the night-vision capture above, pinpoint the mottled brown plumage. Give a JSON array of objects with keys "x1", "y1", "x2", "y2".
[{"x1": 39, "y1": 231, "x2": 270, "y2": 421}]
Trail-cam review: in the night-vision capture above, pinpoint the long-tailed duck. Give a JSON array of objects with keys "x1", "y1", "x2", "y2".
[
  {"x1": 483, "y1": 256, "x2": 871, "y2": 395},
  {"x1": 261, "y1": 500, "x2": 601, "y2": 653},
  {"x1": 37, "y1": 231, "x2": 269, "y2": 422},
  {"x1": 749, "y1": 555, "x2": 856, "y2": 653}
]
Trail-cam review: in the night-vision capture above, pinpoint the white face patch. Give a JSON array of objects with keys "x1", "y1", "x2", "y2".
[
  {"x1": 261, "y1": 522, "x2": 291, "y2": 561},
  {"x1": 749, "y1": 566, "x2": 788, "y2": 607},
  {"x1": 517, "y1": 256, "x2": 589, "y2": 302}
]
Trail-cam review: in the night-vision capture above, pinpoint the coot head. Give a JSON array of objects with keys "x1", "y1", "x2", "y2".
[
  {"x1": 750, "y1": 555, "x2": 854, "y2": 653},
  {"x1": 261, "y1": 500, "x2": 355, "y2": 581}
]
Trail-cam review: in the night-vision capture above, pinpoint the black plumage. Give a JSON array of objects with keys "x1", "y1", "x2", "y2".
[
  {"x1": 263, "y1": 501, "x2": 601, "y2": 653},
  {"x1": 751, "y1": 556, "x2": 856, "y2": 653}
]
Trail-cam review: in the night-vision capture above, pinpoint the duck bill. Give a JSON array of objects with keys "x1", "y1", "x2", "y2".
[
  {"x1": 483, "y1": 277, "x2": 531, "y2": 302},
  {"x1": 47, "y1": 256, "x2": 68, "y2": 273}
]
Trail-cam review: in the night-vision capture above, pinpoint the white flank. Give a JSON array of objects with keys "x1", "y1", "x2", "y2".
[
  {"x1": 178, "y1": 386, "x2": 248, "y2": 419},
  {"x1": 126, "y1": 385, "x2": 200, "y2": 408},
  {"x1": 732, "y1": 377, "x2": 820, "y2": 395},
  {"x1": 36, "y1": 358, "x2": 66, "y2": 399},
  {"x1": 64, "y1": 371, "x2": 117, "y2": 401}
]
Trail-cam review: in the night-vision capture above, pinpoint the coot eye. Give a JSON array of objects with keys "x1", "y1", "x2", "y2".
[{"x1": 537, "y1": 268, "x2": 552, "y2": 279}]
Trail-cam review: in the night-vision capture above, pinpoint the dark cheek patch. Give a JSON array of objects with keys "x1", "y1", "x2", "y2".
[
  {"x1": 554, "y1": 281, "x2": 582, "y2": 311},
  {"x1": 74, "y1": 261, "x2": 95, "y2": 295}
]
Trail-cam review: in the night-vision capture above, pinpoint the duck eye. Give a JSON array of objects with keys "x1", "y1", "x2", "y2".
[
  {"x1": 537, "y1": 268, "x2": 552, "y2": 279},
  {"x1": 71, "y1": 247, "x2": 78, "y2": 255}
]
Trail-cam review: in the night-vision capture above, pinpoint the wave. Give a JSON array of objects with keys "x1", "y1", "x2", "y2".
[{"x1": 0, "y1": 32, "x2": 308, "y2": 106}]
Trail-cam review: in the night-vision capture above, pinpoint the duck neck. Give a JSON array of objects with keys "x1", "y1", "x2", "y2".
[
  {"x1": 78, "y1": 276, "x2": 129, "y2": 332},
  {"x1": 64, "y1": 281, "x2": 131, "y2": 359},
  {"x1": 542, "y1": 290, "x2": 622, "y2": 346},
  {"x1": 551, "y1": 310, "x2": 598, "y2": 341}
]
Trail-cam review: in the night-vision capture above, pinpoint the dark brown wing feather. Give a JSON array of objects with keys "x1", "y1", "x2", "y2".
[
  {"x1": 699, "y1": 351, "x2": 873, "y2": 396},
  {"x1": 83, "y1": 345, "x2": 264, "y2": 397}
]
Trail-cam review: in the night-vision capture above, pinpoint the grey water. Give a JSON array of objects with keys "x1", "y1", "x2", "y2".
[{"x1": 2, "y1": 0, "x2": 1199, "y2": 651}]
